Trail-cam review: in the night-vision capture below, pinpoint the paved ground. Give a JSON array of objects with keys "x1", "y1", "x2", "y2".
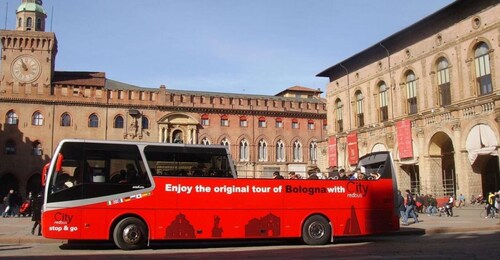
[{"x1": 0, "y1": 206, "x2": 499, "y2": 245}]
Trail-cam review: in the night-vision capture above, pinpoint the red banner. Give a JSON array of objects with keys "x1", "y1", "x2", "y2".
[
  {"x1": 328, "y1": 137, "x2": 338, "y2": 168},
  {"x1": 396, "y1": 119, "x2": 413, "y2": 159},
  {"x1": 347, "y1": 132, "x2": 359, "y2": 165}
]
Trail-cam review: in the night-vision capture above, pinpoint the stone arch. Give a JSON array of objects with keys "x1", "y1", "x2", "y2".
[
  {"x1": 465, "y1": 123, "x2": 499, "y2": 195},
  {"x1": 0, "y1": 173, "x2": 19, "y2": 200},
  {"x1": 158, "y1": 113, "x2": 199, "y2": 144},
  {"x1": 371, "y1": 143, "x2": 387, "y2": 152},
  {"x1": 26, "y1": 173, "x2": 42, "y2": 197},
  {"x1": 428, "y1": 131, "x2": 456, "y2": 197}
]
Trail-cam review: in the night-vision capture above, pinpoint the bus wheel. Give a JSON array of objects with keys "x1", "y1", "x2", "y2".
[
  {"x1": 113, "y1": 217, "x2": 148, "y2": 250},
  {"x1": 302, "y1": 215, "x2": 331, "y2": 245}
]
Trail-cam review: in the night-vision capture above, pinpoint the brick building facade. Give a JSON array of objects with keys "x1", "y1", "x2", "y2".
[
  {"x1": 0, "y1": 0, "x2": 326, "y2": 198},
  {"x1": 319, "y1": 0, "x2": 500, "y2": 199}
]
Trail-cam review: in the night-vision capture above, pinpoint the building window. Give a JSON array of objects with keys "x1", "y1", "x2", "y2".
[
  {"x1": 32, "y1": 111, "x2": 44, "y2": 126},
  {"x1": 292, "y1": 119, "x2": 299, "y2": 129},
  {"x1": 201, "y1": 114, "x2": 210, "y2": 126},
  {"x1": 406, "y1": 71, "x2": 418, "y2": 115},
  {"x1": 307, "y1": 120, "x2": 315, "y2": 130},
  {"x1": 309, "y1": 141, "x2": 317, "y2": 163},
  {"x1": 221, "y1": 115, "x2": 229, "y2": 127},
  {"x1": 36, "y1": 18, "x2": 42, "y2": 30},
  {"x1": 60, "y1": 113, "x2": 71, "y2": 127},
  {"x1": 18, "y1": 18, "x2": 22, "y2": 27},
  {"x1": 379, "y1": 82, "x2": 389, "y2": 122},
  {"x1": 239, "y1": 139, "x2": 249, "y2": 162},
  {"x1": 32, "y1": 140, "x2": 42, "y2": 156},
  {"x1": 201, "y1": 137, "x2": 211, "y2": 145},
  {"x1": 258, "y1": 117, "x2": 267, "y2": 128},
  {"x1": 142, "y1": 116, "x2": 149, "y2": 129},
  {"x1": 355, "y1": 91, "x2": 364, "y2": 127},
  {"x1": 323, "y1": 120, "x2": 327, "y2": 130},
  {"x1": 5, "y1": 140, "x2": 16, "y2": 155},
  {"x1": 240, "y1": 116, "x2": 248, "y2": 127},
  {"x1": 335, "y1": 99, "x2": 343, "y2": 132},
  {"x1": 114, "y1": 115, "x2": 124, "y2": 128},
  {"x1": 276, "y1": 140, "x2": 285, "y2": 162},
  {"x1": 88, "y1": 113, "x2": 99, "y2": 128},
  {"x1": 221, "y1": 138, "x2": 230, "y2": 152},
  {"x1": 474, "y1": 42, "x2": 492, "y2": 95},
  {"x1": 26, "y1": 17, "x2": 32, "y2": 28},
  {"x1": 293, "y1": 140, "x2": 303, "y2": 162},
  {"x1": 275, "y1": 118, "x2": 283, "y2": 128},
  {"x1": 437, "y1": 57, "x2": 451, "y2": 106},
  {"x1": 258, "y1": 139, "x2": 268, "y2": 162},
  {"x1": 6, "y1": 110, "x2": 18, "y2": 125}
]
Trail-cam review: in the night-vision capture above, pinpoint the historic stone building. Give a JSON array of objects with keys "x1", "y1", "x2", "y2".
[
  {"x1": 0, "y1": 0, "x2": 326, "y2": 198},
  {"x1": 319, "y1": 0, "x2": 499, "y2": 199}
]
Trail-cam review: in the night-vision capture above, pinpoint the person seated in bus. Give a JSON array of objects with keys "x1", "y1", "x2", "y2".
[
  {"x1": 288, "y1": 171, "x2": 299, "y2": 179},
  {"x1": 307, "y1": 169, "x2": 319, "y2": 180},
  {"x1": 55, "y1": 173, "x2": 74, "y2": 191},
  {"x1": 121, "y1": 164, "x2": 139, "y2": 183},
  {"x1": 337, "y1": 169, "x2": 348, "y2": 180},
  {"x1": 273, "y1": 171, "x2": 284, "y2": 179},
  {"x1": 357, "y1": 172, "x2": 366, "y2": 180}
]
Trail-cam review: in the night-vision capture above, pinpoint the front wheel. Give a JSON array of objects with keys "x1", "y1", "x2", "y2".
[
  {"x1": 302, "y1": 215, "x2": 331, "y2": 245},
  {"x1": 113, "y1": 217, "x2": 148, "y2": 250}
]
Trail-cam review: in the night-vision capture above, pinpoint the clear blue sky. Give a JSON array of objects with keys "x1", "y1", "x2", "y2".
[{"x1": 2, "y1": 0, "x2": 452, "y2": 96}]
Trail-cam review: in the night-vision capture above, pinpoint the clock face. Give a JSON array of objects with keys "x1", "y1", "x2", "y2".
[{"x1": 11, "y1": 55, "x2": 42, "y2": 83}]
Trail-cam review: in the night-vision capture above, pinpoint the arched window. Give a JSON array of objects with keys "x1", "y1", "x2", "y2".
[
  {"x1": 379, "y1": 82, "x2": 389, "y2": 122},
  {"x1": 335, "y1": 99, "x2": 343, "y2": 132},
  {"x1": 276, "y1": 140, "x2": 285, "y2": 162},
  {"x1": 406, "y1": 71, "x2": 418, "y2": 114},
  {"x1": 32, "y1": 111, "x2": 44, "y2": 126},
  {"x1": 309, "y1": 141, "x2": 318, "y2": 163},
  {"x1": 32, "y1": 140, "x2": 42, "y2": 156},
  {"x1": 239, "y1": 139, "x2": 249, "y2": 162},
  {"x1": 437, "y1": 57, "x2": 451, "y2": 106},
  {"x1": 201, "y1": 137, "x2": 211, "y2": 145},
  {"x1": 221, "y1": 138, "x2": 230, "y2": 152},
  {"x1": 18, "y1": 18, "x2": 22, "y2": 27},
  {"x1": 293, "y1": 140, "x2": 303, "y2": 162},
  {"x1": 60, "y1": 113, "x2": 71, "y2": 127},
  {"x1": 142, "y1": 116, "x2": 149, "y2": 129},
  {"x1": 5, "y1": 139, "x2": 16, "y2": 155},
  {"x1": 6, "y1": 110, "x2": 18, "y2": 125},
  {"x1": 114, "y1": 115, "x2": 124, "y2": 128},
  {"x1": 36, "y1": 18, "x2": 42, "y2": 30},
  {"x1": 355, "y1": 91, "x2": 364, "y2": 127},
  {"x1": 88, "y1": 113, "x2": 99, "y2": 128},
  {"x1": 474, "y1": 42, "x2": 492, "y2": 95},
  {"x1": 292, "y1": 118, "x2": 299, "y2": 129},
  {"x1": 258, "y1": 139, "x2": 268, "y2": 162},
  {"x1": 26, "y1": 17, "x2": 33, "y2": 28}
]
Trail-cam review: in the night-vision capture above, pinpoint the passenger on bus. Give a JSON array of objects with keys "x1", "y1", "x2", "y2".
[
  {"x1": 273, "y1": 171, "x2": 284, "y2": 179},
  {"x1": 369, "y1": 172, "x2": 381, "y2": 180},
  {"x1": 307, "y1": 169, "x2": 319, "y2": 180},
  {"x1": 288, "y1": 171, "x2": 299, "y2": 179}
]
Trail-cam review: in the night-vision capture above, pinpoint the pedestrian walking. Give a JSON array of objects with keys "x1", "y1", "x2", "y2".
[
  {"x1": 31, "y1": 192, "x2": 43, "y2": 236},
  {"x1": 403, "y1": 189, "x2": 419, "y2": 225}
]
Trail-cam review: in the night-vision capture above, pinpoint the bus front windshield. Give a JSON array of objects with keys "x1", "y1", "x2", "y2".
[{"x1": 47, "y1": 142, "x2": 151, "y2": 203}]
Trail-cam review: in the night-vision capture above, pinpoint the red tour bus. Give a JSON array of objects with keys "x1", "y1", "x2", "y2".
[{"x1": 42, "y1": 139, "x2": 399, "y2": 250}]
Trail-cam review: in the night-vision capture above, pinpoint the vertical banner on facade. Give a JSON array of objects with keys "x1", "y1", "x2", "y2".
[
  {"x1": 347, "y1": 131, "x2": 359, "y2": 165},
  {"x1": 328, "y1": 136, "x2": 338, "y2": 168},
  {"x1": 396, "y1": 119, "x2": 413, "y2": 159}
]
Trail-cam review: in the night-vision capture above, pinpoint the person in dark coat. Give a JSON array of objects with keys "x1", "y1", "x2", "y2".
[{"x1": 31, "y1": 192, "x2": 43, "y2": 236}]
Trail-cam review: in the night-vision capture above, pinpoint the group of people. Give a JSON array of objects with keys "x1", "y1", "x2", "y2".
[
  {"x1": 485, "y1": 190, "x2": 500, "y2": 218},
  {"x1": 333, "y1": 168, "x2": 381, "y2": 180},
  {"x1": 2, "y1": 189, "x2": 44, "y2": 236},
  {"x1": 272, "y1": 167, "x2": 382, "y2": 180}
]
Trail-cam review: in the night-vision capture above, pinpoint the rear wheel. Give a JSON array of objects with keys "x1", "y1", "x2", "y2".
[
  {"x1": 113, "y1": 217, "x2": 148, "y2": 250},
  {"x1": 302, "y1": 215, "x2": 331, "y2": 245}
]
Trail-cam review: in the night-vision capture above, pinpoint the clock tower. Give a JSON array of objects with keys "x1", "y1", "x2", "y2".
[{"x1": 0, "y1": 0, "x2": 57, "y2": 94}]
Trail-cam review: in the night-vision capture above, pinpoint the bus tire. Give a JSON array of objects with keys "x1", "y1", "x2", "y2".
[
  {"x1": 302, "y1": 215, "x2": 331, "y2": 245},
  {"x1": 113, "y1": 217, "x2": 148, "y2": 250}
]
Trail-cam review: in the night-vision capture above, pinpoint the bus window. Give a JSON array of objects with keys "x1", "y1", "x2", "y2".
[
  {"x1": 47, "y1": 142, "x2": 152, "y2": 203},
  {"x1": 144, "y1": 145, "x2": 234, "y2": 178}
]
